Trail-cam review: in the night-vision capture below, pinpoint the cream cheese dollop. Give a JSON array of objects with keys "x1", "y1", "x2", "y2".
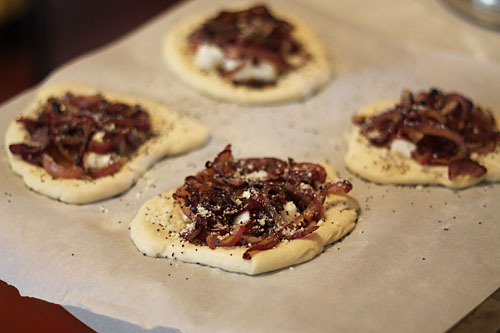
[
  {"x1": 83, "y1": 152, "x2": 113, "y2": 169},
  {"x1": 390, "y1": 139, "x2": 416, "y2": 158},
  {"x1": 194, "y1": 43, "x2": 278, "y2": 82}
]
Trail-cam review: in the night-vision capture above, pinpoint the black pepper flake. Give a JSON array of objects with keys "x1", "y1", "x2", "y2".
[
  {"x1": 71, "y1": 253, "x2": 74, "y2": 256},
  {"x1": 452, "y1": 216, "x2": 456, "y2": 219},
  {"x1": 169, "y1": 263, "x2": 172, "y2": 266},
  {"x1": 168, "y1": 273, "x2": 171, "y2": 277},
  {"x1": 422, "y1": 258, "x2": 426, "y2": 261},
  {"x1": 392, "y1": 209, "x2": 396, "y2": 213},
  {"x1": 478, "y1": 221, "x2": 482, "y2": 225},
  {"x1": 143, "y1": 253, "x2": 146, "y2": 256},
  {"x1": 185, "y1": 277, "x2": 189, "y2": 280},
  {"x1": 443, "y1": 228, "x2": 449, "y2": 231}
]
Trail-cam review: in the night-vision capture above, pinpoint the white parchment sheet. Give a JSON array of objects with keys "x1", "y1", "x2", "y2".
[{"x1": 0, "y1": 0, "x2": 499, "y2": 332}]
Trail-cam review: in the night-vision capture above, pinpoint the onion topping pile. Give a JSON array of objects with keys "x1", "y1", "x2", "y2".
[
  {"x1": 9, "y1": 92, "x2": 152, "y2": 179},
  {"x1": 173, "y1": 145, "x2": 352, "y2": 259},
  {"x1": 188, "y1": 5, "x2": 308, "y2": 87},
  {"x1": 353, "y1": 89, "x2": 500, "y2": 180}
]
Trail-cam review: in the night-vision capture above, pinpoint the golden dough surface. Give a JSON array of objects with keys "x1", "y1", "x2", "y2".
[
  {"x1": 162, "y1": 6, "x2": 331, "y2": 105},
  {"x1": 345, "y1": 100, "x2": 500, "y2": 189},
  {"x1": 5, "y1": 83, "x2": 209, "y2": 204},
  {"x1": 130, "y1": 164, "x2": 359, "y2": 275}
]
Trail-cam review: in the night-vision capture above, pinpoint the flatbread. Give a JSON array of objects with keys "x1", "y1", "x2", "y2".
[
  {"x1": 5, "y1": 83, "x2": 210, "y2": 204},
  {"x1": 345, "y1": 100, "x2": 500, "y2": 189},
  {"x1": 130, "y1": 164, "x2": 359, "y2": 275},
  {"x1": 162, "y1": 6, "x2": 331, "y2": 105}
]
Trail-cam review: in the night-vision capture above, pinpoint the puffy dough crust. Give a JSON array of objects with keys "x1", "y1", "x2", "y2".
[
  {"x1": 5, "y1": 83, "x2": 210, "y2": 204},
  {"x1": 130, "y1": 164, "x2": 359, "y2": 275},
  {"x1": 162, "y1": 8, "x2": 331, "y2": 105},
  {"x1": 345, "y1": 100, "x2": 500, "y2": 189}
]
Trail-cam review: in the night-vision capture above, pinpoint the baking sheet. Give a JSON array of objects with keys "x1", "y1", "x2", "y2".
[{"x1": 1, "y1": 0, "x2": 500, "y2": 332}]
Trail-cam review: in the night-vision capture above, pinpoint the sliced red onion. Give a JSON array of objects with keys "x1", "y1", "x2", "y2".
[
  {"x1": 88, "y1": 160, "x2": 123, "y2": 179},
  {"x1": 206, "y1": 224, "x2": 246, "y2": 249},
  {"x1": 243, "y1": 235, "x2": 280, "y2": 260},
  {"x1": 42, "y1": 154, "x2": 84, "y2": 179},
  {"x1": 448, "y1": 158, "x2": 486, "y2": 180}
]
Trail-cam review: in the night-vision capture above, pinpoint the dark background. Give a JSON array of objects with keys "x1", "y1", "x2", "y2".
[{"x1": 0, "y1": 0, "x2": 180, "y2": 103}]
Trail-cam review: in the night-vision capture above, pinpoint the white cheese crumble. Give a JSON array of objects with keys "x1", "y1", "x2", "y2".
[
  {"x1": 91, "y1": 131, "x2": 106, "y2": 143},
  {"x1": 195, "y1": 44, "x2": 224, "y2": 70},
  {"x1": 222, "y1": 58, "x2": 241, "y2": 71},
  {"x1": 244, "y1": 170, "x2": 269, "y2": 181},
  {"x1": 196, "y1": 204, "x2": 211, "y2": 217},
  {"x1": 390, "y1": 139, "x2": 416, "y2": 158},
  {"x1": 281, "y1": 201, "x2": 299, "y2": 224},
  {"x1": 83, "y1": 152, "x2": 113, "y2": 169},
  {"x1": 257, "y1": 218, "x2": 267, "y2": 226},
  {"x1": 194, "y1": 42, "x2": 278, "y2": 82},
  {"x1": 241, "y1": 190, "x2": 251, "y2": 199},
  {"x1": 231, "y1": 61, "x2": 277, "y2": 83},
  {"x1": 234, "y1": 211, "x2": 250, "y2": 225}
]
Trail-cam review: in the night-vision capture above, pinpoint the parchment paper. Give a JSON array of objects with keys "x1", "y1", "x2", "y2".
[{"x1": 1, "y1": 0, "x2": 499, "y2": 332}]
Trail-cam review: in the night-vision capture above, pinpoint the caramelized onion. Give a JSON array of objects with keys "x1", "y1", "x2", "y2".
[
  {"x1": 448, "y1": 158, "x2": 486, "y2": 180},
  {"x1": 188, "y1": 5, "x2": 306, "y2": 86},
  {"x1": 321, "y1": 179, "x2": 353, "y2": 199},
  {"x1": 354, "y1": 89, "x2": 499, "y2": 180},
  {"x1": 88, "y1": 140, "x2": 117, "y2": 154},
  {"x1": 10, "y1": 92, "x2": 152, "y2": 179},
  {"x1": 174, "y1": 145, "x2": 353, "y2": 259},
  {"x1": 206, "y1": 225, "x2": 246, "y2": 249},
  {"x1": 88, "y1": 160, "x2": 123, "y2": 179},
  {"x1": 243, "y1": 235, "x2": 280, "y2": 260},
  {"x1": 42, "y1": 154, "x2": 84, "y2": 179}
]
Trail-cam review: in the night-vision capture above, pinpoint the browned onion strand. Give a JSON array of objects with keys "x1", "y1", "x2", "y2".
[
  {"x1": 9, "y1": 92, "x2": 152, "y2": 179},
  {"x1": 173, "y1": 145, "x2": 353, "y2": 259},
  {"x1": 354, "y1": 89, "x2": 499, "y2": 180},
  {"x1": 188, "y1": 5, "x2": 309, "y2": 87}
]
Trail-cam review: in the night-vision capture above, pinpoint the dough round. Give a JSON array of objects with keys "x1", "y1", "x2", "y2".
[
  {"x1": 162, "y1": 7, "x2": 331, "y2": 105},
  {"x1": 345, "y1": 100, "x2": 500, "y2": 189},
  {"x1": 130, "y1": 164, "x2": 359, "y2": 275},
  {"x1": 5, "y1": 83, "x2": 210, "y2": 204}
]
